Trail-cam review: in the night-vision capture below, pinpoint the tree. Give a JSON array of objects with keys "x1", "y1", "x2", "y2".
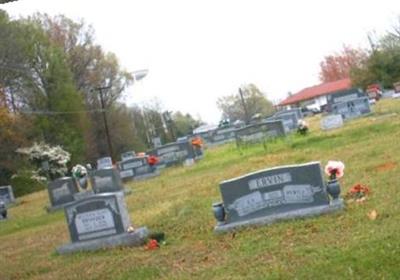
[
  {"x1": 172, "y1": 111, "x2": 202, "y2": 137},
  {"x1": 319, "y1": 45, "x2": 368, "y2": 83},
  {"x1": 216, "y1": 84, "x2": 274, "y2": 122},
  {"x1": 351, "y1": 20, "x2": 400, "y2": 89}
]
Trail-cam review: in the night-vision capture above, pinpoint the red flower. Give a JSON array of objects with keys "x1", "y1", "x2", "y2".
[
  {"x1": 146, "y1": 239, "x2": 159, "y2": 250},
  {"x1": 191, "y1": 137, "x2": 203, "y2": 148},
  {"x1": 147, "y1": 155, "x2": 159, "y2": 166}
]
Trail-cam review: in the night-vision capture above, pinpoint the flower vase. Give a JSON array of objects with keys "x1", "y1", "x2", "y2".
[
  {"x1": 326, "y1": 179, "x2": 341, "y2": 200},
  {"x1": 212, "y1": 202, "x2": 226, "y2": 225}
]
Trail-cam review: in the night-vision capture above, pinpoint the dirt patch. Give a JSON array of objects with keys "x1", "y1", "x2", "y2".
[{"x1": 375, "y1": 162, "x2": 397, "y2": 172}]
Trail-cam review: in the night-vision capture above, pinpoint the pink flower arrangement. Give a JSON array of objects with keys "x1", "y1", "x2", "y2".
[{"x1": 324, "y1": 160, "x2": 345, "y2": 180}]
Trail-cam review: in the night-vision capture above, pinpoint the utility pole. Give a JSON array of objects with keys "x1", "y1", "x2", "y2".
[
  {"x1": 239, "y1": 87, "x2": 250, "y2": 124},
  {"x1": 95, "y1": 86, "x2": 114, "y2": 161}
]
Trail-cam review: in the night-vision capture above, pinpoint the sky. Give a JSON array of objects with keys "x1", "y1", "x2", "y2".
[{"x1": 2, "y1": 0, "x2": 400, "y2": 123}]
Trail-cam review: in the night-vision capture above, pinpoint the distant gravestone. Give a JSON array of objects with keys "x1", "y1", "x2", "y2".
[
  {"x1": 235, "y1": 120, "x2": 286, "y2": 147},
  {"x1": 0, "y1": 200, "x2": 6, "y2": 220},
  {"x1": 56, "y1": 192, "x2": 148, "y2": 254},
  {"x1": 152, "y1": 137, "x2": 162, "y2": 148},
  {"x1": 207, "y1": 127, "x2": 236, "y2": 147},
  {"x1": 149, "y1": 141, "x2": 195, "y2": 168},
  {"x1": 321, "y1": 114, "x2": 344, "y2": 130},
  {"x1": 91, "y1": 168, "x2": 124, "y2": 194},
  {"x1": 214, "y1": 162, "x2": 343, "y2": 232},
  {"x1": 274, "y1": 108, "x2": 303, "y2": 120},
  {"x1": 331, "y1": 97, "x2": 371, "y2": 120},
  {"x1": 47, "y1": 177, "x2": 79, "y2": 211},
  {"x1": 0, "y1": 185, "x2": 16, "y2": 206},
  {"x1": 121, "y1": 151, "x2": 135, "y2": 162},
  {"x1": 268, "y1": 112, "x2": 299, "y2": 133},
  {"x1": 119, "y1": 156, "x2": 159, "y2": 181},
  {"x1": 327, "y1": 88, "x2": 366, "y2": 105},
  {"x1": 97, "y1": 157, "x2": 113, "y2": 170}
]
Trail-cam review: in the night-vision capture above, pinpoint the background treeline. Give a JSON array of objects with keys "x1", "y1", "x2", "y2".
[{"x1": 0, "y1": 11, "x2": 202, "y2": 186}]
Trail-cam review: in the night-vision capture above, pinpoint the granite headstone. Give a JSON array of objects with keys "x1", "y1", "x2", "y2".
[
  {"x1": 235, "y1": 120, "x2": 286, "y2": 146},
  {"x1": 214, "y1": 162, "x2": 343, "y2": 232},
  {"x1": 321, "y1": 114, "x2": 344, "y2": 130},
  {"x1": 149, "y1": 141, "x2": 195, "y2": 168},
  {"x1": 47, "y1": 177, "x2": 79, "y2": 211},
  {"x1": 331, "y1": 97, "x2": 371, "y2": 120},
  {"x1": 97, "y1": 157, "x2": 113, "y2": 170},
  {"x1": 91, "y1": 168, "x2": 124, "y2": 194},
  {"x1": 57, "y1": 192, "x2": 148, "y2": 254},
  {"x1": 0, "y1": 185, "x2": 16, "y2": 206}
]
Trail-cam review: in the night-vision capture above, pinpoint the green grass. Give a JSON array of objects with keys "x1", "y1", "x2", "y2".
[{"x1": 1, "y1": 99, "x2": 400, "y2": 280}]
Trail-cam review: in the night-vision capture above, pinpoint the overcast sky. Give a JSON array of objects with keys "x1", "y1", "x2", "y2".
[{"x1": 3, "y1": 0, "x2": 400, "y2": 123}]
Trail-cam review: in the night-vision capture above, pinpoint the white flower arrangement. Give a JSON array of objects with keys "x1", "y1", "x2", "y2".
[
  {"x1": 72, "y1": 164, "x2": 87, "y2": 179},
  {"x1": 16, "y1": 142, "x2": 71, "y2": 180}
]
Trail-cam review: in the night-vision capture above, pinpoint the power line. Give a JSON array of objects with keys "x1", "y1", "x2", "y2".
[{"x1": 18, "y1": 108, "x2": 107, "y2": 115}]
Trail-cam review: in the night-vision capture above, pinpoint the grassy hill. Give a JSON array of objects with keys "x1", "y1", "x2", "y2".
[{"x1": 1, "y1": 99, "x2": 400, "y2": 280}]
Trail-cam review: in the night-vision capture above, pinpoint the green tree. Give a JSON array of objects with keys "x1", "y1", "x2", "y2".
[
  {"x1": 217, "y1": 84, "x2": 274, "y2": 122},
  {"x1": 172, "y1": 111, "x2": 202, "y2": 137}
]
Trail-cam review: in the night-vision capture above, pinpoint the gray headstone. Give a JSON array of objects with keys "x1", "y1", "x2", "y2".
[
  {"x1": 97, "y1": 157, "x2": 113, "y2": 170},
  {"x1": 56, "y1": 192, "x2": 149, "y2": 254},
  {"x1": 327, "y1": 88, "x2": 366, "y2": 105},
  {"x1": 207, "y1": 127, "x2": 237, "y2": 146},
  {"x1": 268, "y1": 112, "x2": 299, "y2": 132},
  {"x1": 121, "y1": 151, "x2": 135, "y2": 162},
  {"x1": 148, "y1": 141, "x2": 195, "y2": 167},
  {"x1": 91, "y1": 168, "x2": 123, "y2": 194},
  {"x1": 331, "y1": 97, "x2": 371, "y2": 120},
  {"x1": 152, "y1": 137, "x2": 162, "y2": 148},
  {"x1": 47, "y1": 177, "x2": 79, "y2": 208},
  {"x1": 235, "y1": 120, "x2": 286, "y2": 146},
  {"x1": 214, "y1": 162, "x2": 343, "y2": 232},
  {"x1": 321, "y1": 114, "x2": 344, "y2": 130},
  {"x1": 274, "y1": 108, "x2": 303, "y2": 120},
  {"x1": 119, "y1": 156, "x2": 159, "y2": 181},
  {"x1": 0, "y1": 185, "x2": 16, "y2": 206}
]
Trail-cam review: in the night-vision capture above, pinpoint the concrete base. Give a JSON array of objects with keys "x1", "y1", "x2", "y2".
[
  {"x1": 56, "y1": 227, "x2": 149, "y2": 254},
  {"x1": 214, "y1": 199, "x2": 344, "y2": 233}
]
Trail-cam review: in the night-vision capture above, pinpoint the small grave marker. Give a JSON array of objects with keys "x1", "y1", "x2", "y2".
[
  {"x1": 0, "y1": 185, "x2": 16, "y2": 206},
  {"x1": 321, "y1": 114, "x2": 344, "y2": 130}
]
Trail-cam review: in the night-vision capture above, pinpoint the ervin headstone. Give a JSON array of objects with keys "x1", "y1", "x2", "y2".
[
  {"x1": 56, "y1": 192, "x2": 148, "y2": 254},
  {"x1": 213, "y1": 162, "x2": 343, "y2": 232}
]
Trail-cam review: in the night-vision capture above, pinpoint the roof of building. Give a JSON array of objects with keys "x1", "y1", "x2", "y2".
[{"x1": 279, "y1": 78, "x2": 352, "y2": 106}]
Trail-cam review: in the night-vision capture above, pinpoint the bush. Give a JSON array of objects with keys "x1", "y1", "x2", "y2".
[{"x1": 11, "y1": 171, "x2": 46, "y2": 198}]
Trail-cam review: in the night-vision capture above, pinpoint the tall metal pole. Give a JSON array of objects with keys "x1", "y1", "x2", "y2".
[
  {"x1": 95, "y1": 86, "x2": 114, "y2": 161},
  {"x1": 239, "y1": 87, "x2": 250, "y2": 124}
]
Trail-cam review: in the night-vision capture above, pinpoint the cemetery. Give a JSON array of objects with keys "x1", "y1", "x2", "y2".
[{"x1": 1, "y1": 99, "x2": 399, "y2": 279}]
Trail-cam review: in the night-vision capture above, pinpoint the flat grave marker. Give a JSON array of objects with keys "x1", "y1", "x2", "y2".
[{"x1": 213, "y1": 162, "x2": 343, "y2": 232}]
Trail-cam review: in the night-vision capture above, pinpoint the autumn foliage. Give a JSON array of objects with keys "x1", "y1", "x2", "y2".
[{"x1": 319, "y1": 46, "x2": 367, "y2": 83}]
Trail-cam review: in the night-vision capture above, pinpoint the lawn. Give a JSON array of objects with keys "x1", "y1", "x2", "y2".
[{"x1": 1, "y1": 99, "x2": 400, "y2": 280}]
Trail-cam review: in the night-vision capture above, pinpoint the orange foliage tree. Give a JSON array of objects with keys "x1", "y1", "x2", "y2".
[{"x1": 319, "y1": 46, "x2": 368, "y2": 83}]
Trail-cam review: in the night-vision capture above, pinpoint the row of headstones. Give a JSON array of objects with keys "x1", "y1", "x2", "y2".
[
  {"x1": 321, "y1": 89, "x2": 372, "y2": 130},
  {"x1": 196, "y1": 108, "x2": 302, "y2": 148},
  {"x1": 59, "y1": 160, "x2": 344, "y2": 253}
]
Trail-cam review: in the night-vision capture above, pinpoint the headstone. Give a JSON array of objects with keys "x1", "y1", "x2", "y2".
[
  {"x1": 148, "y1": 141, "x2": 195, "y2": 168},
  {"x1": 0, "y1": 200, "x2": 6, "y2": 220},
  {"x1": 91, "y1": 168, "x2": 124, "y2": 194},
  {"x1": 267, "y1": 112, "x2": 299, "y2": 133},
  {"x1": 47, "y1": 177, "x2": 79, "y2": 211},
  {"x1": 326, "y1": 88, "x2": 367, "y2": 112},
  {"x1": 152, "y1": 137, "x2": 162, "y2": 148},
  {"x1": 320, "y1": 114, "x2": 344, "y2": 130},
  {"x1": 119, "y1": 156, "x2": 159, "y2": 181},
  {"x1": 235, "y1": 120, "x2": 286, "y2": 146},
  {"x1": 274, "y1": 108, "x2": 303, "y2": 120},
  {"x1": 121, "y1": 151, "x2": 135, "y2": 162},
  {"x1": 214, "y1": 162, "x2": 343, "y2": 232},
  {"x1": 331, "y1": 97, "x2": 371, "y2": 120},
  {"x1": 97, "y1": 157, "x2": 113, "y2": 170},
  {"x1": 56, "y1": 192, "x2": 148, "y2": 254},
  {"x1": 208, "y1": 127, "x2": 236, "y2": 146},
  {"x1": 0, "y1": 185, "x2": 16, "y2": 206}
]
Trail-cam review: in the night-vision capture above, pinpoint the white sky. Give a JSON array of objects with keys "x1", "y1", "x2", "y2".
[{"x1": 3, "y1": 0, "x2": 400, "y2": 123}]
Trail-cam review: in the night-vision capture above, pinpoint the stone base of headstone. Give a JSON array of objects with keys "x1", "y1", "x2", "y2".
[
  {"x1": 56, "y1": 227, "x2": 149, "y2": 254},
  {"x1": 133, "y1": 170, "x2": 160, "y2": 181},
  {"x1": 214, "y1": 200, "x2": 344, "y2": 233},
  {"x1": 46, "y1": 202, "x2": 74, "y2": 213},
  {"x1": 73, "y1": 190, "x2": 94, "y2": 201}
]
